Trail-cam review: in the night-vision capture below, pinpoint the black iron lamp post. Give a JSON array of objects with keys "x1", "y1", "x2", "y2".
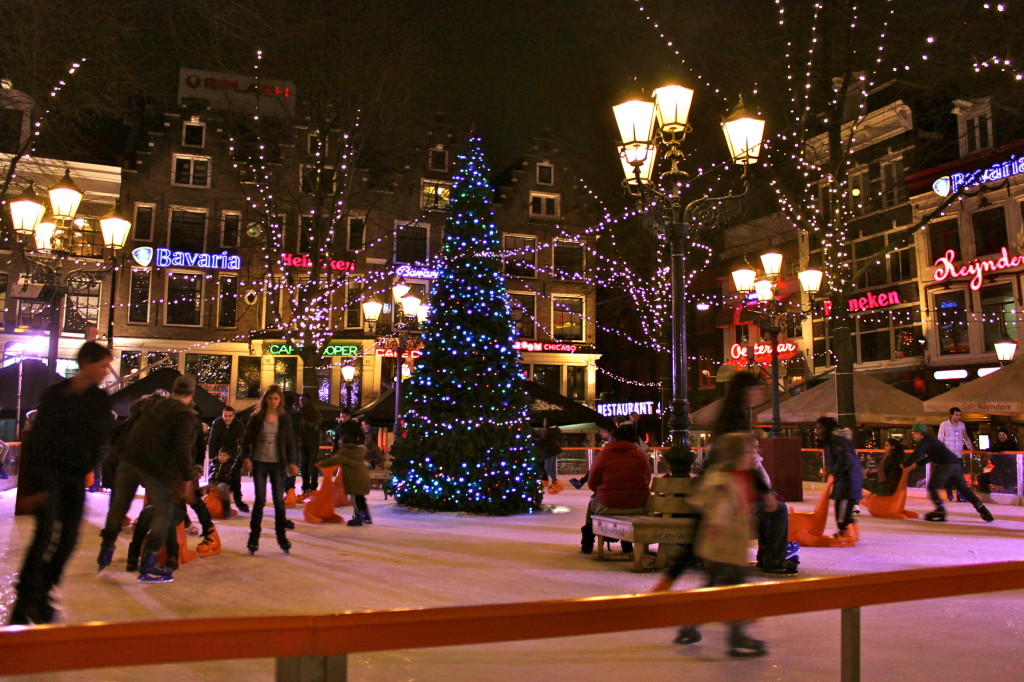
[
  {"x1": 731, "y1": 254, "x2": 822, "y2": 437},
  {"x1": 612, "y1": 86, "x2": 765, "y2": 472}
]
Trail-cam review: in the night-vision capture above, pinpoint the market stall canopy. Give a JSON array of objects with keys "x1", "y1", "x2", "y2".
[
  {"x1": 754, "y1": 373, "x2": 943, "y2": 426},
  {"x1": 923, "y1": 362, "x2": 1024, "y2": 416},
  {"x1": 691, "y1": 392, "x2": 795, "y2": 427},
  {"x1": 0, "y1": 359, "x2": 64, "y2": 416},
  {"x1": 108, "y1": 368, "x2": 226, "y2": 420},
  {"x1": 355, "y1": 382, "x2": 613, "y2": 429}
]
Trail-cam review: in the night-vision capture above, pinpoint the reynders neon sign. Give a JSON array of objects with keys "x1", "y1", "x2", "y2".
[
  {"x1": 131, "y1": 246, "x2": 241, "y2": 270},
  {"x1": 513, "y1": 341, "x2": 578, "y2": 353},
  {"x1": 932, "y1": 248, "x2": 1024, "y2": 291},
  {"x1": 281, "y1": 253, "x2": 355, "y2": 272},
  {"x1": 932, "y1": 156, "x2": 1024, "y2": 196},
  {"x1": 730, "y1": 342, "x2": 799, "y2": 363}
]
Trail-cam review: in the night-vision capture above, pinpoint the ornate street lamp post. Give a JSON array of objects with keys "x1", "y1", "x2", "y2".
[
  {"x1": 612, "y1": 86, "x2": 764, "y2": 473},
  {"x1": 732, "y1": 254, "x2": 822, "y2": 437}
]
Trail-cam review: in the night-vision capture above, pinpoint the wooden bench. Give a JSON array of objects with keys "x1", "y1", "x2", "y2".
[
  {"x1": 368, "y1": 469, "x2": 392, "y2": 499},
  {"x1": 591, "y1": 476, "x2": 697, "y2": 572}
]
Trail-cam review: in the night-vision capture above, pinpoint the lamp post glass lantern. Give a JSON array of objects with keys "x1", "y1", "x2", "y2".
[
  {"x1": 994, "y1": 339, "x2": 1017, "y2": 364},
  {"x1": 732, "y1": 253, "x2": 821, "y2": 437},
  {"x1": 613, "y1": 84, "x2": 764, "y2": 471}
]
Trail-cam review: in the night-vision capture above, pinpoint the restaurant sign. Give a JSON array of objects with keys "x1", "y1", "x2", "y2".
[
  {"x1": 729, "y1": 341, "x2": 800, "y2": 365},
  {"x1": 932, "y1": 248, "x2": 1024, "y2": 291}
]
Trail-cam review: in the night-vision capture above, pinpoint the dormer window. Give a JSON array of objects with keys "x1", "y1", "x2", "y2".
[
  {"x1": 308, "y1": 132, "x2": 326, "y2": 156},
  {"x1": 182, "y1": 119, "x2": 205, "y2": 148},
  {"x1": 537, "y1": 162, "x2": 554, "y2": 185},
  {"x1": 953, "y1": 98, "x2": 993, "y2": 157},
  {"x1": 429, "y1": 146, "x2": 448, "y2": 171}
]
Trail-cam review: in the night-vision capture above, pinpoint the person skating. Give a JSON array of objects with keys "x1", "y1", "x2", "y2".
[
  {"x1": 207, "y1": 405, "x2": 248, "y2": 512},
  {"x1": 319, "y1": 435, "x2": 372, "y2": 526},
  {"x1": 908, "y1": 422, "x2": 993, "y2": 523},
  {"x1": 97, "y1": 374, "x2": 200, "y2": 582},
  {"x1": 240, "y1": 385, "x2": 300, "y2": 555},
  {"x1": 937, "y1": 407, "x2": 972, "y2": 502},
  {"x1": 8, "y1": 342, "x2": 114, "y2": 625},
  {"x1": 653, "y1": 432, "x2": 767, "y2": 657},
  {"x1": 297, "y1": 393, "x2": 323, "y2": 498},
  {"x1": 815, "y1": 417, "x2": 864, "y2": 542}
]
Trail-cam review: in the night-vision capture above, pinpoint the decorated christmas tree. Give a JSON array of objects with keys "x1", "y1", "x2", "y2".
[{"x1": 390, "y1": 138, "x2": 541, "y2": 515}]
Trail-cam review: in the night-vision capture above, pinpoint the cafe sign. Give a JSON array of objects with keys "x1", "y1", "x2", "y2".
[
  {"x1": 932, "y1": 247, "x2": 1024, "y2": 291},
  {"x1": 266, "y1": 343, "x2": 359, "y2": 357}
]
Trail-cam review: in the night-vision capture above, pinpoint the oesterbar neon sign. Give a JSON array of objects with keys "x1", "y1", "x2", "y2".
[
  {"x1": 932, "y1": 156, "x2": 1024, "y2": 196},
  {"x1": 730, "y1": 342, "x2": 799, "y2": 364},
  {"x1": 932, "y1": 248, "x2": 1024, "y2": 291}
]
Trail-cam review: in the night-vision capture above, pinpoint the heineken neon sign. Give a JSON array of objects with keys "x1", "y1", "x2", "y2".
[
  {"x1": 131, "y1": 246, "x2": 241, "y2": 270},
  {"x1": 932, "y1": 156, "x2": 1024, "y2": 196}
]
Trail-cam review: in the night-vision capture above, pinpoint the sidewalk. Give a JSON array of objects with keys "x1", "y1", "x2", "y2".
[{"x1": 2, "y1": 482, "x2": 1023, "y2": 681}]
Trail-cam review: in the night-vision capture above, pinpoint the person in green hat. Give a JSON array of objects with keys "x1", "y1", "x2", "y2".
[{"x1": 907, "y1": 422, "x2": 993, "y2": 523}]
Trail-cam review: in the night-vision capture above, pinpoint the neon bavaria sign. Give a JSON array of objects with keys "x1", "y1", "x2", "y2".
[
  {"x1": 932, "y1": 156, "x2": 1024, "y2": 196},
  {"x1": 131, "y1": 246, "x2": 241, "y2": 270},
  {"x1": 932, "y1": 248, "x2": 1024, "y2": 291}
]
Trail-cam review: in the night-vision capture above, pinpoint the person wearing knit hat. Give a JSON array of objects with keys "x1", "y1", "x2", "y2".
[{"x1": 907, "y1": 422, "x2": 993, "y2": 523}]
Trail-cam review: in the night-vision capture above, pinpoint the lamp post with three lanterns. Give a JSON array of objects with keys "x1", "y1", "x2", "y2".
[{"x1": 612, "y1": 84, "x2": 765, "y2": 472}]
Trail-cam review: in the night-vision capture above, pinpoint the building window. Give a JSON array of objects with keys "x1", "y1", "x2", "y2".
[
  {"x1": 133, "y1": 204, "x2": 155, "y2": 241},
  {"x1": 299, "y1": 215, "x2": 316, "y2": 253},
  {"x1": 421, "y1": 180, "x2": 451, "y2": 210},
  {"x1": 166, "y1": 271, "x2": 203, "y2": 326},
  {"x1": 168, "y1": 209, "x2": 206, "y2": 253},
  {"x1": 848, "y1": 169, "x2": 871, "y2": 215},
  {"x1": 120, "y1": 351, "x2": 141, "y2": 377},
  {"x1": 394, "y1": 222, "x2": 428, "y2": 264},
  {"x1": 236, "y1": 356, "x2": 262, "y2": 399},
  {"x1": 16, "y1": 301, "x2": 49, "y2": 330},
  {"x1": 185, "y1": 353, "x2": 232, "y2": 402},
  {"x1": 182, "y1": 121, "x2": 206, "y2": 147},
  {"x1": 0, "y1": 274, "x2": 6, "y2": 329},
  {"x1": 301, "y1": 164, "x2": 336, "y2": 195},
  {"x1": 127, "y1": 269, "x2": 150, "y2": 324},
  {"x1": 503, "y1": 235, "x2": 537, "y2": 277},
  {"x1": 308, "y1": 132, "x2": 326, "y2": 156},
  {"x1": 965, "y1": 113, "x2": 991, "y2": 155},
  {"x1": 857, "y1": 314, "x2": 892, "y2": 363},
  {"x1": 344, "y1": 281, "x2": 362, "y2": 328},
  {"x1": 552, "y1": 296, "x2": 584, "y2": 341},
  {"x1": 812, "y1": 318, "x2": 832, "y2": 368},
  {"x1": 888, "y1": 246, "x2": 917, "y2": 283},
  {"x1": 429, "y1": 147, "x2": 447, "y2": 171},
  {"x1": 935, "y1": 290, "x2": 969, "y2": 355},
  {"x1": 928, "y1": 219, "x2": 960, "y2": 262},
  {"x1": 529, "y1": 192, "x2": 560, "y2": 218},
  {"x1": 273, "y1": 356, "x2": 298, "y2": 394},
  {"x1": 533, "y1": 364, "x2": 560, "y2": 393},
  {"x1": 347, "y1": 216, "x2": 364, "y2": 252},
  {"x1": 566, "y1": 365, "x2": 586, "y2": 401},
  {"x1": 218, "y1": 276, "x2": 238, "y2": 328},
  {"x1": 980, "y1": 283, "x2": 1018, "y2": 351},
  {"x1": 64, "y1": 276, "x2": 100, "y2": 334},
  {"x1": 147, "y1": 352, "x2": 179, "y2": 371},
  {"x1": 972, "y1": 206, "x2": 1007, "y2": 257},
  {"x1": 509, "y1": 293, "x2": 536, "y2": 338},
  {"x1": 172, "y1": 154, "x2": 211, "y2": 187},
  {"x1": 881, "y1": 158, "x2": 906, "y2": 208},
  {"x1": 553, "y1": 240, "x2": 584, "y2": 278},
  {"x1": 221, "y1": 212, "x2": 240, "y2": 248},
  {"x1": 537, "y1": 163, "x2": 554, "y2": 185}
]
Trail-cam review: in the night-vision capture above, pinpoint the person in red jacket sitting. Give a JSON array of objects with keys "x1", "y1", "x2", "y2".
[{"x1": 580, "y1": 424, "x2": 652, "y2": 554}]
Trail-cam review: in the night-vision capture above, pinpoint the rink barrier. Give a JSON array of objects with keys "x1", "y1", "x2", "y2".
[{"x1": 3, "y1": 560, "x2": 1024, "y2": 681}]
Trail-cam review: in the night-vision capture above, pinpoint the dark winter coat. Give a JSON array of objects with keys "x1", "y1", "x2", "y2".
[
  {"x1": 823, "y1": 432, "x2": 864, "y2": 501},
  {"x1": 319, "y1": 443, "x2": 371, "y2": 496},
  {"x1": 297, "y1": 404, "x2": 322, "y2": 450},
  {"x1": 333, "y1": 418, "x2": 364, "y2": 448},
  {"x1": 21, "y1": 379, "x2": 113, "y2": 491},
  {"x1": 588, "y1": 439, "x2": 652, "y2": 509},
  {"x1": 209, "y1": 460, "x2": 234, "y2": 486},
  {"x1": 908, "y1": 434, "x2": 959, "y2": 467},
  {"x1": 121, "y1": 395, "x2": 200, "y2": 485},
  {"x1": 239, "y1": 412, "x2": 299, "y2": 470},
  {"x1": 208, "y1": 416, "x2": 244, "y2": 459},
  {"x1": 541, "y1": 426, "x2": 563, "y2": 458}
]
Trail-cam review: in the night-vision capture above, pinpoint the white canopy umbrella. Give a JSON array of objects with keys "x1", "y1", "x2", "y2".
[{"x1": 923, "y1": 361, "x2": 1024, "y2": 416}]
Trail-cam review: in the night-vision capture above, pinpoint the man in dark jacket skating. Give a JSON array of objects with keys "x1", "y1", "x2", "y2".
[
  {"x1": 97, "y1": 374, "x2": 201, "y2": 582},
  {"x1": 908, "y1": 422, "x2": 994, "y2": 523},
  {"x1": 8, "y1": 342, "x2": 114, "y2": 624},
  {"x1": 207, "y1": 405, "x2": 248, "y2": 511},
  {"x1": 815, "y1": 417, "x2": 864, "y2": 541}
]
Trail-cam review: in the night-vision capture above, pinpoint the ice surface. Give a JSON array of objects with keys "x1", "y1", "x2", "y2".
[{"x1": 2, "y1": 482, "x2": 1023, "y2": 681}]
